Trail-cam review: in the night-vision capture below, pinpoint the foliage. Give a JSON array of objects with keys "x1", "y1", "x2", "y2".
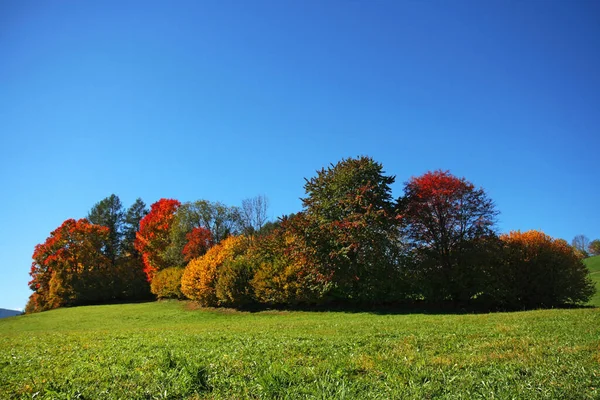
[
  {"x1": 87, "y1": 194, "x2": 124, "y2": 264},
  {"x1": 588, "y1": 239, "x2": 600, "y2": 256},
  {"x1": 251, "y1": 215, "x2": 324, "y2": 305},
  {"x1": 27, "y1": 219, "x2": 113, "y2": 312},
  {"x1": 182, "y1": 227, "x2": 213, "y2": 263},
  {"x1": 88, "y1": 195, "x2": 151, "y2": 301},
  {"x1": 301, "y1": 156, "x2": 401, "y2": 303},
  {"x1": 398, "y1": 170, "x2": 499, "y2": 302},
  {"x1": 180, "y1": 236, "x2": 248, "y2": 306},
  {"x1": 118, "y1": 198, "x2": 152, "y2": 300},
  {"x1": 121, "y1": 198, "x2": 149, "y2": 257},
  {"x1": 150, "y1": 267, "x2": 185, "y2": 299},
  {"x1": 3, "y1": 302, "x2": 600, "y2": 399},
  {"x1": 215, "y1": 255, "x2": 256, "y2": 307},
  {"x1": 493, "y1": 230, "x2": 595, "y2": 308},
  {"x1": 135, "y1": 198, "x2": 181, "y2": 282},
  {"x1": 163, "y1": 200, "x2": 240, "y2": 268}
]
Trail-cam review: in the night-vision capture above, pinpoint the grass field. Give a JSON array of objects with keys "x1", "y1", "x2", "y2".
[
  {"x1": 1, "y1": 300, "x2": 599, "y2": 399},
  {"x1": 585, "y1": 255, "x2": 600, "y2": 307}
]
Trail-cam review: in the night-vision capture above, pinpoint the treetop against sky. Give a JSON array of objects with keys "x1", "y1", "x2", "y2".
[{"x1": 1, "y1": 0, "x2": 599, "y2": 310}]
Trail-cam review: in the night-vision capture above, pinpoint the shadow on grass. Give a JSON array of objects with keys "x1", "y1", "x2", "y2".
[{"x1": 186, "y1": 300, "x2": 597, "y2": 316}]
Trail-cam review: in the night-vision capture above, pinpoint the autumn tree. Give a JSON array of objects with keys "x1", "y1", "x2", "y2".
[
  {"x1": 163, "y1": 200, "x2": 239, "y2": 268},
  {"x1": 135, "y1": 198, "x2": 181, "y2": 282},
  {"x1": 150, "y1": 267, "x2": 185, "y2": 299},
  {"x1": 398, "y1": 170, "x2": 499, "y2": 303},
  {"x1": 27, "y1": 219, "x2": 113, "y2": 312},
  {"x1": 181, "y1": 235, "x2": 248, "y2": 306},
  {"x1": 494, "y1": 230, "x2": 595, "y2": 308},
  {"x1": 301, "y1": 156, "x2": 401, "y2": 303},
  {"x1": 182, "y1": 227, "x2": 213, "y2": 263},
  {"x1": 589, "y1": 239, "x2": 600, "y2": 256},
  {"x1": 251, "y1": 213, "x2": 325, "y2": 306}
]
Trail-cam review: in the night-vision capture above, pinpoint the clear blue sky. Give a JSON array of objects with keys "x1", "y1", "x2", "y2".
[{"x1": 1, "y1": 0, "x2": 599, "y2": 310}]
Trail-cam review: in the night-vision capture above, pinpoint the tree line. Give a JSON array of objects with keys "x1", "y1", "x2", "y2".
[{"x1": 26, "y1": 156, "x2": 595, "y2": 313}]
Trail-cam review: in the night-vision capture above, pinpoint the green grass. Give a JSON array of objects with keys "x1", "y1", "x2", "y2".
[
  {"x1": 585, "y1": 255, "x2": 600, "y2": 307},
  {"x1": 1, "y1": 302, "x2": 599, "y2": 399}
]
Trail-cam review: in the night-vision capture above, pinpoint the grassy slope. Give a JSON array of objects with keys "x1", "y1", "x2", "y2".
[
  {"x1": 1, "y1": 302, "x2": 599, "y2": 399},
  {"x1": 585, "y1": 255, "x2": 600, "y2": 307}
]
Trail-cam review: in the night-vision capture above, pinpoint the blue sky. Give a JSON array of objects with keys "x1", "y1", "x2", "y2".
[{"x1": 1, "y1": 0, "x2": 599, "y2": 310}]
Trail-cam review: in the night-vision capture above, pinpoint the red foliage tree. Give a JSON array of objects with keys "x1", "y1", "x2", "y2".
[
  {"x1": 399, "y1": 170, "x2": 498, "y2": 302},
  {"x1": 134, "y1": 198, "x2": 181, "y2": 282},
  {"x1": 182, "y1": 226, "x2": 213, "y2": 263},
  {"x1": 27, "y1": 219, "x2": 112, "y2": 312}
]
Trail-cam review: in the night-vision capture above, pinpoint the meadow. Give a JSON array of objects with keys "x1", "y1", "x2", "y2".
[
  {"x1": 1, "y1": 256, "x2": 599, "y2": 399},
  {"x1": 586, "y1": 255, "x2": 600, "y2": 307}
]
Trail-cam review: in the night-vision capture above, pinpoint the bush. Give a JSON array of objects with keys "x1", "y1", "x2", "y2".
[
  {"x1": 150, "y1": 267, "x2": 185, "y2": 299},
  {"x1": 181, "y1": 236, "x2": 248, "y2": 306},
  {"x1": 492, "y1": 230, "x2": 595, "y2": 308},
  {"x1": 250, "y1": 224, "x2": 326, "y2": 306},
  {"x1": 215, "y1": 255, "x2": 256, "y2": 307}
]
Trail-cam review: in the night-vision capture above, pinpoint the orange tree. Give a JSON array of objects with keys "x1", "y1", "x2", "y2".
[
  {"x1": 27, "y1": 219, "x2": 112, "y2": 312},
  {"x1": 493, "y1": 230, "x2": 595, "y2": 308}
]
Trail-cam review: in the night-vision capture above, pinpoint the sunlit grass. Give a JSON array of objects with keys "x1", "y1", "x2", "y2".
[
  {"x1": 1, "y1": 301, "x2": 599, "y2": 399},
  {"x1": 585, "y1": 255, "x2": 600, "y2": 307}
]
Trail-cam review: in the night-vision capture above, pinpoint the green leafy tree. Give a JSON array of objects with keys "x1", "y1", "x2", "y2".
[
  {"x1": 88, "y1": 195, "x2": 151, "y2": 300},
  {"x1": 301, "y1": 156, "x2": 401, "y2": 303},
  {"x1": 119, "y1": 198, "x2": 151, "y2": 300},
  {"x1": 122, "y1": 198, "x2": 148, "y2": 257},
  {"x1": 87, "y1": 194, "x2": 124, "y2": 264}
]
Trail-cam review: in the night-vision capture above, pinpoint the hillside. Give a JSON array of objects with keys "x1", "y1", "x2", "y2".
[
  {"x1": 585, "y1": 255, "x2": 600, "y2": 306},
  {"x1": 1, "y1": 301, "x2": 599, "y2": 399},
  {"x1": 0, "y1": 309, "x2": 21, "y2": 319}
]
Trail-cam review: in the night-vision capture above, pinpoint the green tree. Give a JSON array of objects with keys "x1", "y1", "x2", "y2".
[
  {"x1": 122, "y1": 198, "x2": 148, "y2": 257},
  {"x1": 301, "y1": 156, "x2": 401, "y2": 303},
  {"x1": 87, "y1": 194, "x2": 124, "y2": 265},
  {"x1": 119, "y1": 198, "x2": 151, "y2": 300},
  {"x1": 87, "y1": 196, "x2": 151, "y2": 300}
]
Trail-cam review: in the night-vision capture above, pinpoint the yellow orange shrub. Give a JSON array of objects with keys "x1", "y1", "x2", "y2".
[{"x1": 181, "y1": 236, "x2": 248, "y2": 306}]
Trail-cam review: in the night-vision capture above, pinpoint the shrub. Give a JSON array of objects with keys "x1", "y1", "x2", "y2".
[
  {"x1": 493, "y1": 230, "x2": 595, "y2": 308},
  {"x1": 215, "y1": 255, "x2": 256, "y2": 307},
  {"x1": 150, "y1": 267, "x2": 185, "y2": 299},
  {"x1": 250, "y1": 221, "x2": 326, "y2": 306},
  {"x1": 181, "y1": 236, "x2": 248, "y2": 306}
]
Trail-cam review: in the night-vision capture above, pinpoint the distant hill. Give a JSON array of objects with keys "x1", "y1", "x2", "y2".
[
  {"x1": 0, "y1": 308, "x2": 22, "y2": 319},
  {"x1": 584, "y1": 255, "x2": 600, "y2": 307}
]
